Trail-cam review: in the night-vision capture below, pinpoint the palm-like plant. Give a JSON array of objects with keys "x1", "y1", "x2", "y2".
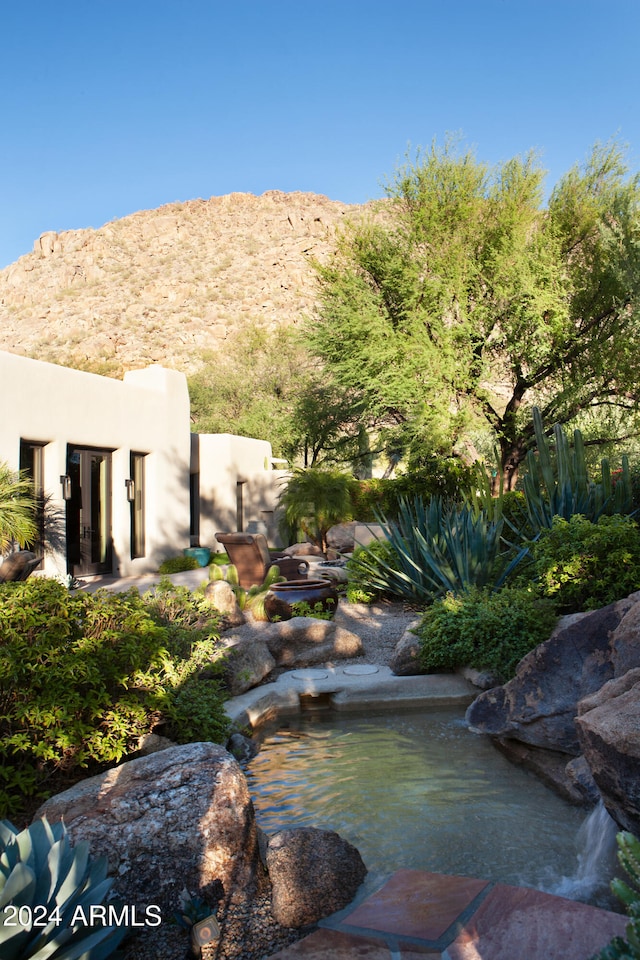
[
  {"x1": 278, "y1": 468, "x2": 353, "y2": 552},
  {"x1": 0, "y1": 462, "x2": 38, "y2": 555}
]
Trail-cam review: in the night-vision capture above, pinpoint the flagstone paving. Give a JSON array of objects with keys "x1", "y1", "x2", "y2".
[{"x1": 266, "y1": 869, "x2": 628, "y2": 960}]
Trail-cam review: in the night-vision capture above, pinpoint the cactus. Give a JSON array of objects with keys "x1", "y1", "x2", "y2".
[
  {"x1": 523, "y1": 407, "x2": 633, "y2": 534},
  {"x1": 208, "y1": 561, "x2": 284, "y2": 619},
  {"x1": 0, "y1": 817, "x2": 127, "y2": 960},
  {"x1": 591, "y1": 831, "x2": 640, "y2": 960}
]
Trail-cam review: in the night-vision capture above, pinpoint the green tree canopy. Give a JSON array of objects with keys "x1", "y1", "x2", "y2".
[
  {"x1": 188, "y1": 321, "x2": 368, "y2": 468},
  {"x1": 306, "y1": 139, "x2": 640, "y2": 487}
]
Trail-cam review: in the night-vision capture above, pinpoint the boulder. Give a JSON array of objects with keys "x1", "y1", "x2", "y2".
[
  {"x1": 390, "y1": 622, "x2": 423, "y2": 676},
  {"x1": 36, "y1": 743, "x2": 265, "y2": 910},
  {"x1": 266, "y1": 827, "x2": 367, "y2": 927},
  {"x1": 564, "y1": 755, "x2": 600, "y2": 806},
  {"x1": 283, "y1": 542, "x2": 324, "y2": 557},
  {"x1": 490, "y1": 738, "x2": 592, "y2": 805},
  {"x1": 222, "y1": 636, "x2": 276, "y2": 694},
  {"x1": 204, "y1": 579, "x2": 246, "y2": 628},
  {"x1": 610, "y1": 600, "x2": 640, "y2": 676},
  {"x1": 326, "y1": 522, "x2": 358, "y2": 554},
  {"x1": 263, "y1": 617, "x2": 363, "y2": 668},
  {"x1": 576, "y1": 669, "x2": 640, "y2": 834},
  {"x1": 227, "y1": 732, "x2": 259, "y2": 762},
  {"x1": 465, "y1": 599, "x2": 635, "y2": 754}
]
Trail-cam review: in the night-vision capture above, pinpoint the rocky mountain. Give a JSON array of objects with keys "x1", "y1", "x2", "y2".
[{"x1": 0, "y1": 191, "x2": 363, "y2": 377}]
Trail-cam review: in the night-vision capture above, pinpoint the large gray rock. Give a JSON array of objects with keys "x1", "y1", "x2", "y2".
[
  {"x1": 36, "y1": 743, "x2": 265, "y2": 909},
  {"x1": 611, "y1": 601, "x2": 640, "y2": 676},
  {"x1": 283, "y1": 542, "x2": 324, "y2": 557},
  {"x1": 465, "y1": 598, "x2": 636, "y2": 754},
  {"x1": 266, "y1": 827, "x2": 367, "y2": 927},
  {"x1": 264, "y1": 616, "x2": 363, "y2": 668},
  {"x1": 390, "y1": 621, "x2": 423, "y2": 676},
  {"x1": 576, "y1": 669, "x2": 640, "y2": 834},
  {"x1": 204, "y1": 579, "x2": 246, "y2": 628},
  {"x1": 222, "y1": 635, "x2": 276, "y2": 694}
]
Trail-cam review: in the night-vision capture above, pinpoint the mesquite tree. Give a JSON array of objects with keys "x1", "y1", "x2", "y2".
[{"x1": 306, "y1": 139, "x2": 640, "y2": 488}]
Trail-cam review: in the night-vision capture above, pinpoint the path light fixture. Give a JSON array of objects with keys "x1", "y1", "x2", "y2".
[{"x1": 190, "y1": 914, "x2": 220, "y2": 956}]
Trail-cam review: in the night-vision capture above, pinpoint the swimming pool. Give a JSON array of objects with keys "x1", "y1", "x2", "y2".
[{"x1": 245, "y1": 706, "x2": 616, "y2": 905}]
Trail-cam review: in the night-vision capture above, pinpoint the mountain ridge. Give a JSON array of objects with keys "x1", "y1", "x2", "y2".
[{"x1": 0, "y1": 190, "x2": 364, "y2": 377}]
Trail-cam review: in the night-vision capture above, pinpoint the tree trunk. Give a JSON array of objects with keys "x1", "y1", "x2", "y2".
[{"x1": 493, "y1": 437, "x2": 528, "y2": 494}]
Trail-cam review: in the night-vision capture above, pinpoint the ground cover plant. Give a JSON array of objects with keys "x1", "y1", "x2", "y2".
[
  {"x1": 415, "y1": 586, "x2": 557, "y2": 681},
  {"x1": 0, "y1": 578, "x2": 229, "y2": 823},
  {"x1": 158, "y1": 554, "x2": 200, "y2": 574}
]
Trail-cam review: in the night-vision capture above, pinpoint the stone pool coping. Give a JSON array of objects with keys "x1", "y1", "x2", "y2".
[
  {"x1": 266, "y1": 868, "x2": 628, "y2": 960},
  {"x1": 224, "y1": 665, "x2": 476, "y2": 729}
]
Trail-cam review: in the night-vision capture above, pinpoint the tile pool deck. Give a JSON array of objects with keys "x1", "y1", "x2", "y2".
[{"x1": 266, "y1": 868, "x2": 628, "y2": 960}]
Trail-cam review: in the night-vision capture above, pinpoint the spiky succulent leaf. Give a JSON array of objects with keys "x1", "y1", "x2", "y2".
[{"x1": 0, "y1": 818, "x2": 126, "y2": 960}]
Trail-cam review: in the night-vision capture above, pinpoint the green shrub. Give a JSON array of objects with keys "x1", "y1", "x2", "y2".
[
  {"x1": 529, "y1": 514, "x2": 640, "y2": 613},
  {"x1": 210, "y1": 551, "x2": 230, "y2": 566},
  {"x1": 346, "y1": 539, "x2": 399, "y2": 603},
  {"x1": 0, "y1": 579, "x2": 228, "y2": 821},
  {"x1": 348, "y1": 459, "x2": 478, "y2": 523},
  {"x1": 415, "y1": 586, "x2": 557, "y2": 681},
  {"x1": 158, "y1": 554, "x2": 200, "y2": 574}
]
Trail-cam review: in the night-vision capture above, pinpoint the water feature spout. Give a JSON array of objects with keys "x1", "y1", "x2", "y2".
[{"x1": 549, "y1": 801, "x2": 620, "y2": 905}]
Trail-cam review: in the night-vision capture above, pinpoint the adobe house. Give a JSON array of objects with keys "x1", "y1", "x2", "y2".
[{"x1": 0, "y1": 351, "x2": 286, "y2": 579}]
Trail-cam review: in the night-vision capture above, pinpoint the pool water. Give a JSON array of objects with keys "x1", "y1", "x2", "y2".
[{"x1": 245, "y1": 707, "x2": 616, "y2": 904}]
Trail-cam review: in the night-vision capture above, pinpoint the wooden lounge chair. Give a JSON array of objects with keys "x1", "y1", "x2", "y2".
[
  {"x1": 214, "y1": 532, "x2": 309, "y2": 589},
  {"x1": 0, "y1": 550, "x2": 41, "y2": 583}
]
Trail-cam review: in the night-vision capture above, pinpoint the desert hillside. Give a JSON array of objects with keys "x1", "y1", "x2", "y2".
[{"x1": 0, "y1": 190, "x2": 362, "y2": 376}]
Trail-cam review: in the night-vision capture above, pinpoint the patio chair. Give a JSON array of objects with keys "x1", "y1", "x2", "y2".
[
  {"x1": 214, "y1": 532, "x2": 309, "y2": 589},
  {"x1": 0, "y1": 550, "x2": 41, "y2": 583}
]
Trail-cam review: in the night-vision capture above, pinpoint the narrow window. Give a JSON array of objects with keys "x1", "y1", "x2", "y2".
[
  {"x1": 190, "y1": 472, "x2": 200, "y2": 544},
  {"x1": 19, "y1": 439, "x2": 46, "y2": 563},
  {"x1": 130, "y1": 453, "x2": 146, "y2": 559}
]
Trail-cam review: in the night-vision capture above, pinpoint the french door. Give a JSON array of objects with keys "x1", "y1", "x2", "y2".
[{"x1": 66, "y1": 447, "x2": 112, "y2": 576}]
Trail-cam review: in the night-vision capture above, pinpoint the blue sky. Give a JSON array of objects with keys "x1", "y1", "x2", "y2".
[{"x1": 1, "y1": 0, "x2": 638, "y2": 268}]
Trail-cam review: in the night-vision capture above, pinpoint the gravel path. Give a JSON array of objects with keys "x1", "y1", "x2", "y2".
[{"x1": 123, "y1": 601, "x2": 420, "y2": 960}]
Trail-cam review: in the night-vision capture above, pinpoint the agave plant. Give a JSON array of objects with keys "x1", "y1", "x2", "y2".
[
  {"x1": 0, "y1": 817, "x2": 127, "y2": 960},
  {"x1": 351, "y1": 496, "x2": 526, "y2": 604}
]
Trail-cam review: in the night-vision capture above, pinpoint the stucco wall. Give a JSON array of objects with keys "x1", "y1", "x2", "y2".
[
  {"x1": 0, "y1": 352, "x2": 191, "y2": 578},
  {"x1": 194, "y1": 433, "x2": 287, "y2": 550}
]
